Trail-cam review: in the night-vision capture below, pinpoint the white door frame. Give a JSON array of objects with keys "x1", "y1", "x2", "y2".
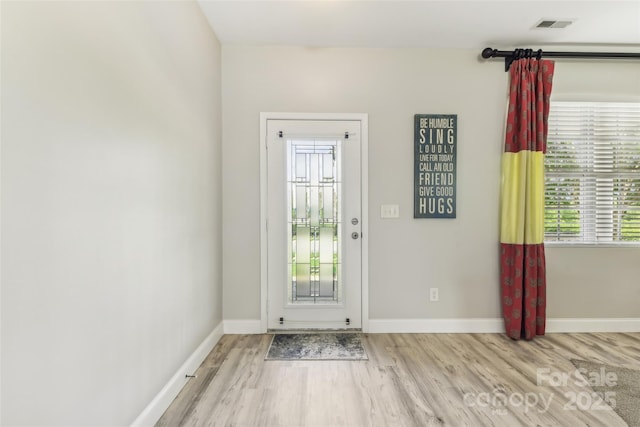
[{"x1": 260, "y1": 112, "x2": 369, "y2": 333}]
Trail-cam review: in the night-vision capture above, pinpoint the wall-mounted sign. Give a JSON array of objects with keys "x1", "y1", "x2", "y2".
[{"x1": 414, "y1": 114, "x2": 457, "y2": 218}]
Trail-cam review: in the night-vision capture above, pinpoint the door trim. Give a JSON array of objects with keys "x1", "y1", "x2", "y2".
[{"x1": 260, "y1": 112, "x2": 369, "y2": 333}]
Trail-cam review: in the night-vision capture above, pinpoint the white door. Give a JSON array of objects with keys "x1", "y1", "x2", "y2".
[{"x1": 266, "y1": 119, "x2": 362, "y2": 330}]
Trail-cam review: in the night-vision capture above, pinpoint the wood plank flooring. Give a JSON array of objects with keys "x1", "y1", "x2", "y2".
[{"x1": 157, "y1": 333, "x2": 640, "y2": 426}]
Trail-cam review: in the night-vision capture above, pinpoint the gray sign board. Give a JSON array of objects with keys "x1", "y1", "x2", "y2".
[{"x1": 414, "y1": 114, "x2": 457, "y2": 218}]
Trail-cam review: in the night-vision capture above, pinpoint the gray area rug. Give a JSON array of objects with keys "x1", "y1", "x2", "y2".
[
  {"x1": 265, "y1": 333, "x2": 368, "y2": 360},
  {"x1": 571, "y1": 359, "x2": 640, "y2": 427}
]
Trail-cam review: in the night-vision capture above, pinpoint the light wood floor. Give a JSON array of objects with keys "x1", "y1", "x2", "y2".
[{"x1": 157, "y1": 332, "x2": 640, "y2": 426}]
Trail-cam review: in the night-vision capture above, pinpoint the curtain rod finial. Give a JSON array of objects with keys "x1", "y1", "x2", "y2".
[{"x1": 482, "y1": 47, "x2": 496, "y2": 59}]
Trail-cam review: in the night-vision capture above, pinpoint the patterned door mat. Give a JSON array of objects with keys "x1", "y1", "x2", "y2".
[{"x1": 265, "y1": 333, "x2": 368, "y2": 360}]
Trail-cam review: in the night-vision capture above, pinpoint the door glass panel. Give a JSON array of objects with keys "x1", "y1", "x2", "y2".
[
  {"x1": 296, "y1": 226, "x2": 310, "y2": 263},
  {"x1": 322, "y1": 187, "x2": 334, "y2": 220},
  {"x1": 296, "y1": 186, "x2": 307, "y2": 219},
  {"x1": 287, "y1": 139, "x2": 342, "y2": 304}
]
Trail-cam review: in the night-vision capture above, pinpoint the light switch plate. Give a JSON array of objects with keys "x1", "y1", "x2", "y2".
[{"x1": 380, "y1": 204, "x2": 400, "y2": 218}]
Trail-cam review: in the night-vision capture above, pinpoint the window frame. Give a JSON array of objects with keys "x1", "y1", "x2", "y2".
[{"x1": 544, "y1": 100, "x2": 640, "y2": 247}]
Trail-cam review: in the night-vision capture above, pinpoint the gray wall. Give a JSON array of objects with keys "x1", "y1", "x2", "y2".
[
  {"x1": 221, "y1": 46, "x2": 640, "y2": 322},
  {"x1": 1, "y1": 2, "x2": 223, "y2": 425}
]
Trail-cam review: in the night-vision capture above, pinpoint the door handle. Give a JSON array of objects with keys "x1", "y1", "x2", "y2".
[{"x1": 351, "y1": 232, "x2": 360, "y2": 240}]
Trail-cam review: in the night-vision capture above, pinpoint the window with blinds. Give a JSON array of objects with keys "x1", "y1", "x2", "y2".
[{"x1": 545, "y1": 102, "x2": 640, "y2": 244}]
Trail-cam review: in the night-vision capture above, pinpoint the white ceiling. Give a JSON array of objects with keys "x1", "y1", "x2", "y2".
[{"x1": 197, "y1": 0, "x2": 640, "y2": 50}]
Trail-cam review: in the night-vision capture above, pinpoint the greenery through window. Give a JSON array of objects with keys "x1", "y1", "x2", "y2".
[{"x1": 545, "y1": 102, "x2": 640, "y2": 244}]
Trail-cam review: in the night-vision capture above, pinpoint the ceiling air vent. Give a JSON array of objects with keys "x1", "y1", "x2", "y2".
[{"x1": 535, "y1": 19, "x2": 573, "y2": 29}]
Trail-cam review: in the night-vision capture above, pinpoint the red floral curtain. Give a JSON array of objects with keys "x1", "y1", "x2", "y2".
[{"x1": 500, "y1": 58, "x2": 555, "y2": 340}]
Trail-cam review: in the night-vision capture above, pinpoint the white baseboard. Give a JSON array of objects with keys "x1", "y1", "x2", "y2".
[
  {"x1": 368, "y1": 318, "x2": 504, "y2": 333},
  {"x1": 224, "y1": 319, "x2": 263, "y2": 334},
  {"x1": 368, "y1": 318, "x2": 640, "y2": 334},
  {"x1": 130, "y1": 321, "x2": 224, "y2": 427},
  {"x1": 546, "y1": 318, "x2": 640, "y2": 333}
]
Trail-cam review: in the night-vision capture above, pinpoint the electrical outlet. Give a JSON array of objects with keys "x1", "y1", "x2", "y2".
[{"x1": 429, "y1": 287, "x2": 439, "y2": 302}]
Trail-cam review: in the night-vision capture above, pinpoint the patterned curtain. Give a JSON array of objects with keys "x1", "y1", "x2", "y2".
[{"x1": 500, "y1": 58, "x2": 555, "y2": 340}]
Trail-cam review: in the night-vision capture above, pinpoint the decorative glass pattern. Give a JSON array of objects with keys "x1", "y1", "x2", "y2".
[{"x1": 287, "y1": 139, "x2": 342, "y2": 304}]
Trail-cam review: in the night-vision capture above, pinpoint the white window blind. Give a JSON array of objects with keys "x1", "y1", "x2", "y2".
[{"x1": 545, "y1": 102, "x2": 640, "y2": 244}]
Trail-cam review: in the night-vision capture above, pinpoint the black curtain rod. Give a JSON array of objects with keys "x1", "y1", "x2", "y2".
[{"x1": 481, "y1": 47, "x2": 640, "y2": 71}]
